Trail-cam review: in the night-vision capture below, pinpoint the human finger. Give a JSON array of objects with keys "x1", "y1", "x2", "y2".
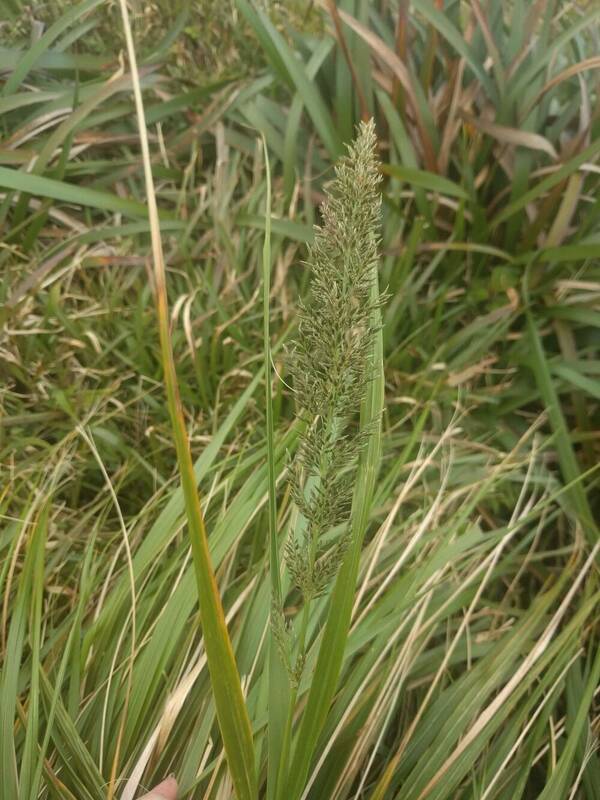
[{"x1": 138, "y1": 776, "x2": 178, "y2": 799}]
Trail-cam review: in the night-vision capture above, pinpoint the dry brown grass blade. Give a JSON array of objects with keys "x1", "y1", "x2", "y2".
[
  {"x1": 545, "y1": 173, "x2": 584, "y2": 246},
  {"x1": 459, "y1": 111, "x2": 558, "y2": 160},
  {"x1": 470, "y1": 0, "x2": 504, "y2": 82},
  {"x1": 4, "y1": 243, "x2": 78, "y2": 312},
  {"x1": 525, "y1": 55, "x2": 600, "y2": 115},
  {"x1": 323, "y1": 0, "x2": 370, "y2": 122},
  {"x1": 437, "y1": 58, "x2": 466, "y2": 174},
  {"x1": 335, "y1": 7, "x2": 437, "y2": 170},
  {"x1": 392, "y1": 0, "x2": 409, "y2": 108},
  {"x1": 506, "y1": 0, "x2": 548, "y2": 79}
]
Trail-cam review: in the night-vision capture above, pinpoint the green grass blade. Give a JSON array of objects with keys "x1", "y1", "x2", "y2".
[
  {"x1": 30, "y1": 538, "x2": 97, "y2": 799},
  {"x1": 0, "y1": 166, "x2": 159, "y2": 219},
  {"x1": 283, "y1": 38, "x2": 333, "y2": 201},
  {"x1": 237, "y1": 213, "x2": 313, "y2": 243},
  {"x1": 0, "y1": 501, "x2": 48, "y2": 800},
  {"x1": 38, "y1": 670, "x2": 105, "y2": 800},
  {"x1": 235, "y1": 0, "x2": 343, "y2": 158},
  {"x1": 2, "y1": 0, "x2": 104, "y2": 95},
  {"x1": 18, "y1": 501, "x2": 48, "y2": 800},
  {"x1": 525, "y1": 310, "x2": 598, "y2": 546},
  {"x1": 0, "y1": 48, "x2": 107, "y2": 72},
  {"x1": 261, "y1": 134, "x2": 292, "y2": 800},
  {"x1": 553, "y1": 362, "x2": 600, "y2": 402},
  {"x1": 563, "y1": 656, "x2": 600, "y2": 800},
  {"x1": 412, "y1": 0, "x2": 496, "y2": 98},
  {"x1": 491, "y1": 139, "x2": 600, "y2": 229},
  {"x1": 538, "y1": 643, "x2": 600, "y2": 800},
  {"x1": 380, "y1": 164, "x2": 469, "y2": 199}
]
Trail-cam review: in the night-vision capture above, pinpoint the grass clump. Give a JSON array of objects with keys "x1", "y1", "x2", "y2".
[{"x1": 1, "y1": 2, "x2": 600, "y2": 799}]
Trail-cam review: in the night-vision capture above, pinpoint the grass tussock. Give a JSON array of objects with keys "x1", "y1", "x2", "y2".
[{"x1": 1, "y1": 1, "x2": 599, "y2": 799}]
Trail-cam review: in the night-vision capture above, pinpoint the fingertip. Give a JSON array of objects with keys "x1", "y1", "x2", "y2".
[{"x1": 141, "y1": 776, "x2": 178, "y2": 799}]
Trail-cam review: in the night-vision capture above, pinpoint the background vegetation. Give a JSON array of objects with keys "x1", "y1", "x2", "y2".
[{"x1": 1, "y1": 1, "x2": 599, "y2": 798}]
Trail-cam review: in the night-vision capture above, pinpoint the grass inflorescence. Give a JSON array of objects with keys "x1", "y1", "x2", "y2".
[{"x1": 284, "y1": 119, "x2": 383, "y2": 604}]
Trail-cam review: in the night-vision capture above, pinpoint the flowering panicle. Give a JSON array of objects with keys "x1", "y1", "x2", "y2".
[{"x1": 284, "y1": 119, "x2": 383, "y2": 606}]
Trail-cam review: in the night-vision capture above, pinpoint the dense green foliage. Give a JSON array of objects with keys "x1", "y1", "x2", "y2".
[{"x1": 1, "y1": 1, "x2": 599, "y2": 799}]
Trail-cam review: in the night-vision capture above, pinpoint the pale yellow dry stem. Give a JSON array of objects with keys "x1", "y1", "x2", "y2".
[
  {"x1": 567, "y1": 732, "x2": 600, "y2": 800},
  {"x1": 527, "y1": 55, "x2": 600, "y2": 113},
  {"x1": 416, "y1": 536, "x2": 600, "y2": 799},
  {"x1": 351, "y1": 441, "x2": 427, "y2": 616},
  {"x1": 120, "y1": 579, "x2": 256, "y2": 800},
  {"x1": 510, "y1": 720, "x2": 566, "y2": 773},
  {"x1": 391, "y1": 451, "x2": 541, "y2": 774},
  {"x1": 335, "y1": 597, "x2": 433, "y2": 799},
  {"x1": 203, "y1": 749, "x2": 227, "y2": 800},
  {"x1": 546, "y1": 174, "x2": 584, "y2": 246},
  {"x1": 300, "y1": 594, "x2": 431, "y2": 800},
  {"x1": 480, "y1": 651, "x2": 581, "y2": 800},
  {"x1": 2, "y1": 500, "x2": 38, "y2": 649},
  {"x1": 550, "y1": 715, "x2": 559, "y2": 771},
  {"x1": 352, "y1": 415, "x2": 460, "y2": 627},
  {"x1": 116, "y1": 3, "x2": 257, "y2": 798}
]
